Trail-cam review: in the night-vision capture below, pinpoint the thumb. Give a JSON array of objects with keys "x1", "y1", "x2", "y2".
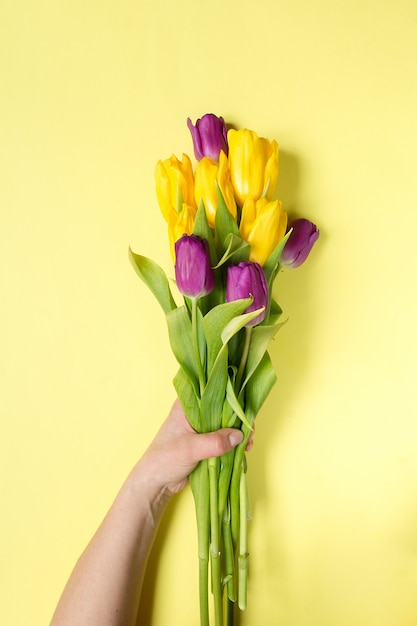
[{"x1": 190, "y1": 428, "x2": 244, "y2": 462}]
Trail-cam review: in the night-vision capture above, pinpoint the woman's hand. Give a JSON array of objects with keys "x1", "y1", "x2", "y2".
[{"x1": 139, "y1": 399, "x2": 253, "y2": 495}]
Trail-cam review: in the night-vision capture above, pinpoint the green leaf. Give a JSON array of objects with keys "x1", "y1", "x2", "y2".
[
  {"x1": 200, "y1": 307, "x2": 263, "y2": 427},
  {"x1": 196, "y1": 302, "x2": 207, "y2": 373},
  {"x1": 213, "y1": 233, "x2": 250, "y2": 268},
  {"x1": 193, "y1": 200, "x2": 217, "y2": 265},
  {"x1": 199, "y1": 301, "x2": 261, "y2": 431},
  {"x1": 226, "y1": 378, "x2": 253, "y2": 431},
  {"x1": 173, "y1": 367, "x2": 201, "y2": 431},
  {"x1": 242, "y1": 322, "x2": 285, "y2": 391},
  {"x1": 200, "y1": 347, "x2": 229, "y2": 432},
  {"x1": 166, "y1": 306, "x2": 199, "y2": 394},
  {"x1": 193, "y1": 199, "x2": 211, "y2": 239},
  {"x1": 214, "y1": 185, "x2": 240, "y2": 256},
  {"x1": 245, "y1": 351, "x2": 277, "y2": 424},
  {"x1": 265, "y1": 298, "x2": 283, "y2": 326},
  {"x1": 262, "y1": 229, "x2": 292, "y2": 286},
  {"x1": 221, "y1": 308, "x2": 264, "y2": 346},
  {"x1": 129, "y1": 248, "x2": 177, "y2": 314},
  {"x1": 222, "y1": 394, "x2": 238, "y2": 428},
  {"x1": 218, "y1": 449, "x2": 236, "y2": 523},
  {"x1": 202, "y1": 298, "x2": 252, "y2": 373}
]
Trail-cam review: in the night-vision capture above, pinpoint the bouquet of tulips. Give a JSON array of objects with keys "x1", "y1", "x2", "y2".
[{"x1": 129, "y1": 114, "x2": 319, "y2": 626}]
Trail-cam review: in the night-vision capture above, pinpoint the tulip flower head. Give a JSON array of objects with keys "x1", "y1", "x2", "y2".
[
  {"x1": 194, "y1": 151, "x2": 237, "y2": 228},
  {"x1": 155, "y1": 153, "x2": 196, "y2": 223},
  {"x1": 240, "y1": 197, "x2": 287, "y2": 266},
  {"x1": 187, "y1": 114, "x2": 229, "y2": 161},
  {"x1": 226, "y1": 261, "x2": 269, "y2": 326},
  {"x1": 175, "y1": 234, "x2": 215, "y2": 299},
  {"x1": 228, "y1": 128, "x2": 279, "y2": 206},
  {"x1": 280, "y1": 218, "x2": 320, "y2": 269}
]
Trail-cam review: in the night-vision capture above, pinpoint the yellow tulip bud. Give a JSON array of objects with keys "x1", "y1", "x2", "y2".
[
  {"x1": 240, "y1": 197, "x2": 287, "y2": 266},
  {"x1": 194, "y1": 151, "x2": 237, "y2": 228},
  {"x1": 167, "y1": 203, "x2": 197, "y2": 261},
  {"x1": 155, "y1": 153, "x2": 195, "y2": 223},
  {"x1": 228, "y1": 129, "x2": 279, "y2": 206}
]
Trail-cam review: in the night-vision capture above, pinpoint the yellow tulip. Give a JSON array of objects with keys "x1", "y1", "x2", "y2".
[
  {"x1": 228, "y1": 128, "x2": 279, "y2": 206},
  {"x1": 167, "y1": 203, "x2": 197, "y2": 261},
  {"x1": 194, "y1": 151, "x2": 237, "y2": 228},
  {"x1": 240, "y1": 197, "x2": 287, "y2": 266},
  {"x1": 155, "y1": 153, "x2": 195, "y2": 224}
]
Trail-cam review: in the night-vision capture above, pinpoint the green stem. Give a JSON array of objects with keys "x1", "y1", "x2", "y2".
[
  {"x1": 238, "y1": 464, "x2": 249, "y2": 610},
  {"x1": 209, "y1": 456, "x2": 223, "y2": 626},
  {"x1": 199, "y1": 557, "x2": 210, "y2": 626},
  {"x1": 222, "y1": 501, "x2": 236, "y2": 603},
  {"x1": 229, "y1": 425, "x2": 251, "y2": 547},
  {"x1": 235, "y1": 326, "x2": 252, "y2": 391},
  {"x1": 192, "y1": 298, "x2": 206, "y2": 395},
  {"x1": 218, "y1": 449, "x2": 235, "y2": 527},
  {"x1": 190, "y1": 460, "x2": 210, "y2": 626}
]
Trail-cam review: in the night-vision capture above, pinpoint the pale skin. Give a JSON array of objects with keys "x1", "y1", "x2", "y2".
[{"x1": 50, "y1": 400, "x2": 253, "y2": 626}]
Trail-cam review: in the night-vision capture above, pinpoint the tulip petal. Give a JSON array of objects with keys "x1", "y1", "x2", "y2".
[
  {"x1": 175, "y1": 234, "x2": 215, "y2": 298},
  {"x1": 188, "y1": 114, "x2": 228, "y2": 161},
  {"x1": 280, "y1": 218, "x2": 320, "y2": 268},
  {"x1": 226, "y1": 262, "x2": 269, "y2": 326}
]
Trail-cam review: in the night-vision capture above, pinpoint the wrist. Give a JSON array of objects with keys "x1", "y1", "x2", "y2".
[{"x1": 124, "y1": 451, "x2": 173, "y2": 520}]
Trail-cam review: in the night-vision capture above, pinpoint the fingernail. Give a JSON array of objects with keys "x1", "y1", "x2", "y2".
[{"x1": 229, "y1": 431, "x2": 243, "y2": 447}]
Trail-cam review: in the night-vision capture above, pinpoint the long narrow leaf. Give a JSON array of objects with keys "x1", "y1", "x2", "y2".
[
  {"x1": 200, "y1": 348, "x2": 229, "y2": 432},
  {"x1": 221, "y1": 308, "x2": 264, "y2": 346},
  {"x1": 201, "y1": 307, "x2": 263, "y2": 430},
  {"x1": 266, "y1": 298, "x2": 283, "y2": 326},
  {"x1": 245, "y1": 351, "x2": 277, "y2": 423},
  {"x1": 214, "y1": 186, "x2": 240, "y2": 256},
  {"x1": 193, "y1": 200, "x2": 217, "y2": 265},
  {"x1": 262, "y1": 229, "x2": 292, "y2": 285},
  {"x1": 202, "y1": 298, "x2": 252, "y2": 373},
  {"x1": 226, "y1": 378, "x2": 253, "y2": 431},
  {"x1": 173, "y1": 367, "x2": 201, "y2": 431},
  {"x1": 241, "y1": 322, "x2": 285, "y2": 391},
  {"x1": 166, "y1": 307, "x2": 199, "y2": 394},
  {"x1": 213, "y1": 234, "x2": 250, "y2": 269},
  {"x1": 129, "y1": 248, "x2": 177, "y2": 314}
]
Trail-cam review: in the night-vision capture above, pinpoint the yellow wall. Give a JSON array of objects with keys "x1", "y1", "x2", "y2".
[{"x1": 1, "y1": 1, "x2": 417, "y2": 624}]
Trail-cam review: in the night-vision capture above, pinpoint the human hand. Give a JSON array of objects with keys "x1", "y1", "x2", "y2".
[{"x1": 139, "y1": 399, "x2": 254, "y2": 496}]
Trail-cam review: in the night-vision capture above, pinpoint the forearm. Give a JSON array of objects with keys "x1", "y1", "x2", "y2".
[{"x1": 50, "y1": 458, "x2": 170, "y2": 626}]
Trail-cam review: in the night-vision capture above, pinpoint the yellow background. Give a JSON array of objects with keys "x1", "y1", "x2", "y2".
[{"x1": 1, "y1": 1, "x2": 417, "y2": 624}]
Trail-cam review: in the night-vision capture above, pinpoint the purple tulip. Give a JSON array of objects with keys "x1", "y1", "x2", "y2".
[
  {"x1": 175, "y1": 234, "x2": 215, "y2": 299},
  {"x1": 280, "y1": 219, "x2": 320, "y2": 269},
  {"x1": 226, "y1": 261, "x2": 269, "y2": 326},
  {"x1": 187, "y1": 114, "x2": 228, "y2": 161}
]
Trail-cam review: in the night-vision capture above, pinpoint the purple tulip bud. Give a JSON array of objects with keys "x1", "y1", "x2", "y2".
[
  {"x1": 187, "y1": 114, "x2": 228, "y2": 161},
  {"x1": 226, "y1": 261, "x2": 269, "y2": 326},
  {"x1": 280, "y1": 219, "x2": 320, "y2": 269},
  {"x1": 175, "y1": 234, "x2": 215, "y2": 299}
]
